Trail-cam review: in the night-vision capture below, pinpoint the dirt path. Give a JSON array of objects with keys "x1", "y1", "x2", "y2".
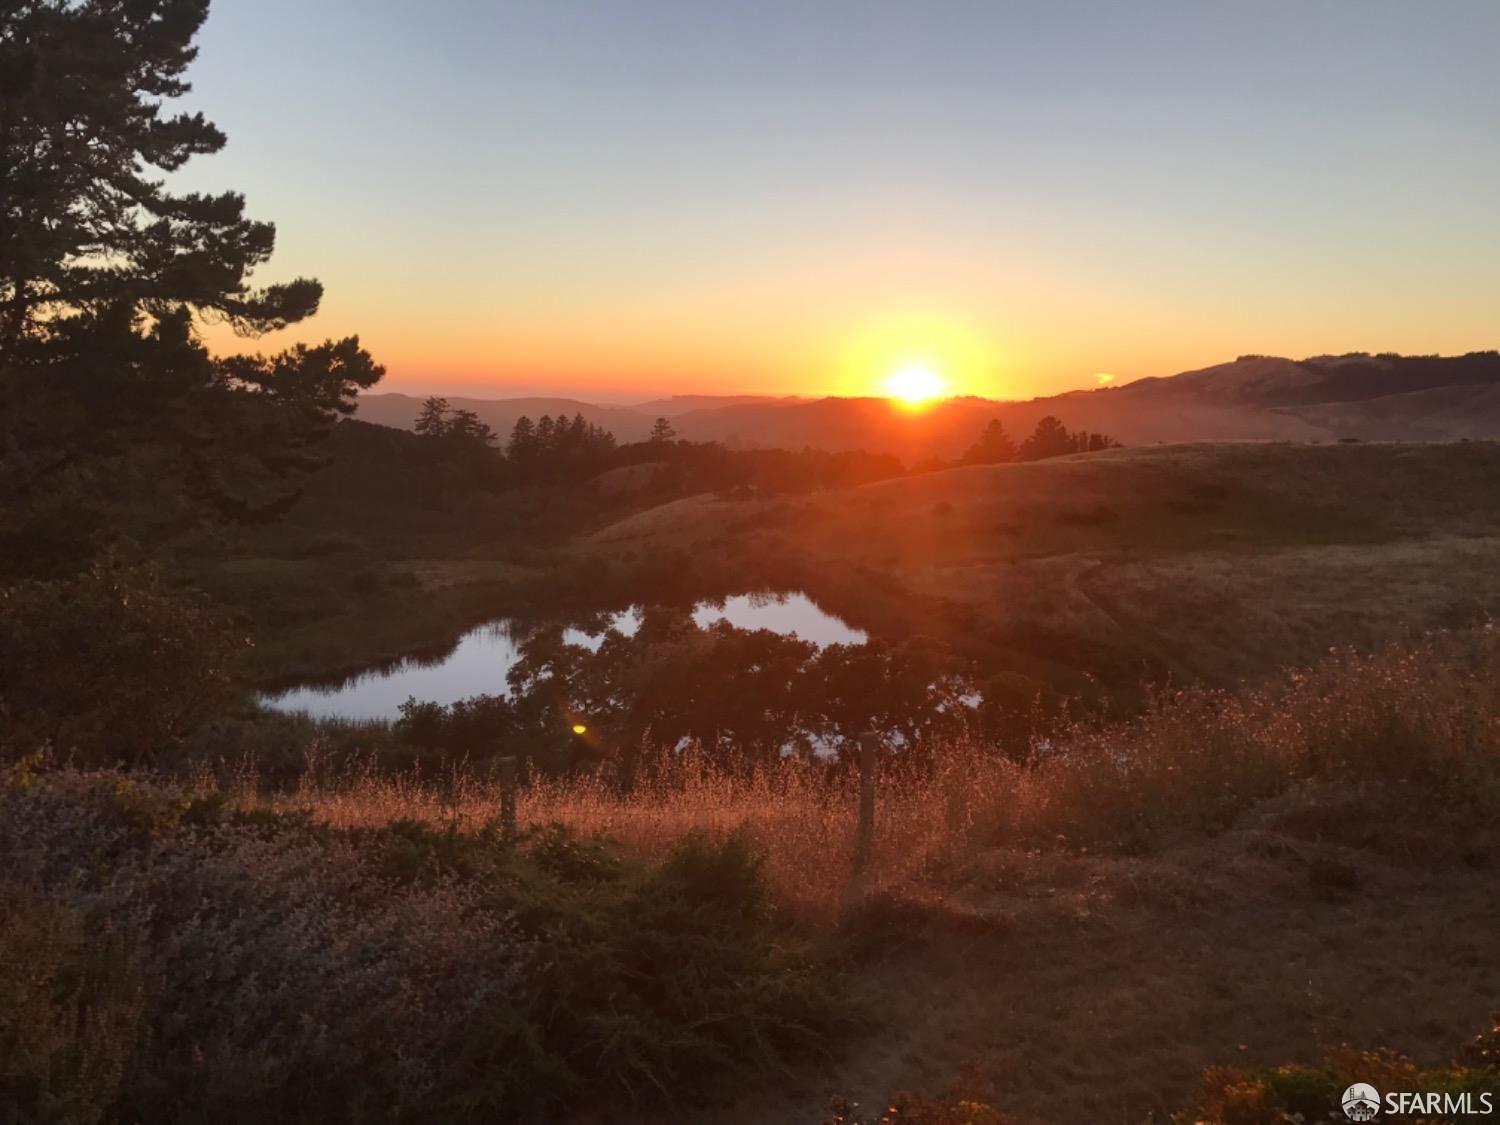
[{"x1": 690, "y1": 819, "x2": 1500, "y2": 1125}]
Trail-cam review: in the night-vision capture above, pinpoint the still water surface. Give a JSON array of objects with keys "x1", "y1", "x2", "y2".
[{"x1": 262, "y1": 592, "x2": 864, "y2": 722}]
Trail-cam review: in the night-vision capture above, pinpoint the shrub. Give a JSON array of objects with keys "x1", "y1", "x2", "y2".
[
  {"x1": 0, "y1": 884, "x2": 145, "y2": 1125},
  {"x1": 468, "y1": 827, "x2": 862, "y2": 1111},
  {"x1": 1462, "y1": 1011, "x2": 1500, "y2": 1069},
  {"x1": 0, "y1": 769, "x2": 861, "y2": 1122},
  {"x1": 0, "y1": 559, "x2": 244, "y2": 766},
  {"x1": 1173, "y1": 1038, "x2": 1500, "y2": 1124}
]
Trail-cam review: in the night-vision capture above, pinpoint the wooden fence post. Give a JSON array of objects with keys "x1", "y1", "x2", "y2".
[
  {"x1": 848, "y1": 732, "x2": 879, "y2": 902},
  {"x1": 498, "y1": 756, "x2": 518, "y2": 837}
]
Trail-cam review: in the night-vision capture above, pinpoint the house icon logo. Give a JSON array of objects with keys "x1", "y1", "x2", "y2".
[{"x1": 1342, "y1": 1083, "x2": 1380, "y2": 1121}]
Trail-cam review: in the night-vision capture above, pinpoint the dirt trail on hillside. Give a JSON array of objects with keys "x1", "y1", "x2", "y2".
[{"x1": 688, "y1": 818, "x2": 1500, "y2": 1125}]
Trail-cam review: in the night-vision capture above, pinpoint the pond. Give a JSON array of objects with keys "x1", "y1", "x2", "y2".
[{"x1": 260, "y1": 592, "x2": 865, "y2": 722}]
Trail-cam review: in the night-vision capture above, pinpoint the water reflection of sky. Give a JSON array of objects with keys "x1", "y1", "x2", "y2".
[
  {"x1": 261, "y1": 592, "x2": 864, "y2": 722},
  {"x1": 262, "y1": 622, "x2": 528, "y2": 721},
  {"x1": 693, "y1": 593, "x2": 865, "y2": 647}
]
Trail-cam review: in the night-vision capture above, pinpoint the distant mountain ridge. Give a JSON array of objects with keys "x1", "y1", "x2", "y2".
[
  {"x1": 628, "y1": 394, "x2": 810, "y2": 416},
  {"x1": 355, "y1": 351, "x2": 1500, "y2": 460},
  {"x1": 1124, "y1": 352, "x2": 1500, "y2": 406}
]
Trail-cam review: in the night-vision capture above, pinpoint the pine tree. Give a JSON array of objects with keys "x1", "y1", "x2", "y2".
[
  {"x1": 0, "y1": 0, "x2": 383, "y2": 566},
  {"x1": 1019, "y1": 415, "x2": 1075, "y2": 461},
  {"x1": 507, "y1": 416, "x2": 538, "y2": 467},
  {"x1": 448, "y1": 408, "x2": 496, "y2": 447},
  {"x1": 0, "y1": 0, "x2": 321, "y2": 349},
  {"x1": 959, "y1": 419, "x2": 1017, "y2": 465},
  {"x1": 649, "y1": 417, "x2": 678, "y2": 444},
  {"x1": 414, "y1": 397, "x2": 451, "y2": 438}
]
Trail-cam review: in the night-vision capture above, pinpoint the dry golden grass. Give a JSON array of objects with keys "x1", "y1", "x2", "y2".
[
  {"x1": 1076, "y1": 535, "x2": 1500, "y2": 683},
  {"x1": 593, "y1": 442, "x2": 1500, "y2": 556},
  {"x1": 220, "y1": 743, "x2": 1016, "y2": 918},
  {"x1": 214, "y1": 627, "x2": 1500, "y2": 926}
]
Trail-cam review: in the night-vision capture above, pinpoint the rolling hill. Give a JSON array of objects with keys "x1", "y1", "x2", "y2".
[
  {"x1": 589, "y1": 440, "x2": 1500, "y2": 693},
  {"x1": 627, "y1": 393, "x2": 810, "y2": 415},
  {"x1": 355, "y1": 351, "x2": 1500, "y2": 460}
]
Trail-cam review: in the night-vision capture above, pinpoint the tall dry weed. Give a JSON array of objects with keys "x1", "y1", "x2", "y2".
[{"x1": 221, "y1": 629, "x2": 1500, "y2": 912}]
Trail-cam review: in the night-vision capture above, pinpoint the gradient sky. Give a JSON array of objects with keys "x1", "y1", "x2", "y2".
[{"x1": 177, "y1": 1, "x2": 1500, "y2": 401}]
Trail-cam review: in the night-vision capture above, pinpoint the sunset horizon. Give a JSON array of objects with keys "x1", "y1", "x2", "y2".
[
  {"x1": 175, "y1": 0, "x2": 1500, "y2": 402},
  {"x1": 336, "y1": 346, "x2": 1500, "y2": 407}
]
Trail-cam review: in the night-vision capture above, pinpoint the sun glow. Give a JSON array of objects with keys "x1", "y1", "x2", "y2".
[{"x1": 883, "y1": 363, "x2": 948, "y2": 406}]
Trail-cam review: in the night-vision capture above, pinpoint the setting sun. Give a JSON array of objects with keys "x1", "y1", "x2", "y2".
[{"x1": 883, "y1": 363, "x2": 947, "y2": 405}]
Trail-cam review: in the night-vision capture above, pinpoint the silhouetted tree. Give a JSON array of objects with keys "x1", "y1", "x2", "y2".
[
  {"x1": 447, "y1": 408, "x2": 497, "y2": 448},
  {"x1": 396, "y1": 694, "x2": 521, "y2": 769},
  {"x1": 649, "y1": 417, "x2": 678, "y2": 444},
  {"x1": 414, "y1": 396, "x2": 451, "y2": 437},
  {"x1": 219, "y1": 336, "x2": 381, "y2": 419},
  {"x1": 959, "y1": 419, "x2": 1017, "y2": 465},
  {"x1": 0, "y1": 0, "x2": 321, "y2": 350},
  {"x1": 498, "y1": 611, "x2": 979, "y2": 775},
  {"x1": 396, "y1": 401, "x2": 504, "y2": 509},
  {"x1": 507, "y1": 415, "x2": 539, "y2": 470},
  {"x1": 1015, "y1": 417, "x2": 1120, "y2": 461},
  {"x1": 0, "y1": 1, "x2": 385, "y2": 762},
  {"x1": 1072, "y1": 430, "x2": 1121, "y2": 454},
  {"x1": 1019, "y1": 416, "x2": 1075, "y2": 461},
  {"x1": 0, "y1": 0, "x2": 383, "y2": 570},
  {"x1": 503, "y1": 412, "x2": 614, "y2": 482}
]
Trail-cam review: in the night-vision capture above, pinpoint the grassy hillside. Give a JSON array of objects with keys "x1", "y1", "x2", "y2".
[
  {"x1": 591, "y1": 441, "x2": 1500, "y2": 694},
  {"x1": 1282, "y1": 382, "x2": 1500, "y2": 441}
]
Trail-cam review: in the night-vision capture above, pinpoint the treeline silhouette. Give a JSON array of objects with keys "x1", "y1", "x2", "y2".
[
  {"x1": 407, "y1": 399, "x2": 903, "y2": 494},
  {"x1": 958, "y1": 415, "x2": 1120, "y2": 466},
  {"x1": 508, "y1": 412, "x2": 618, "y2": 481},
  {"x1": 407, "y1": 399, "x2": 1119, "y2": 498},
  {"x1": 410, "y1": 397, "x2": 619, "y2": 483}
]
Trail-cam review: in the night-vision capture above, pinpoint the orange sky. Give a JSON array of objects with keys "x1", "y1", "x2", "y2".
[
  {"x1": 203, "y1": 255, "x2": 1500, "y2": 403},
  {"x1": 184, "y1": 2, "x2": 1500, "y2": 404}
]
